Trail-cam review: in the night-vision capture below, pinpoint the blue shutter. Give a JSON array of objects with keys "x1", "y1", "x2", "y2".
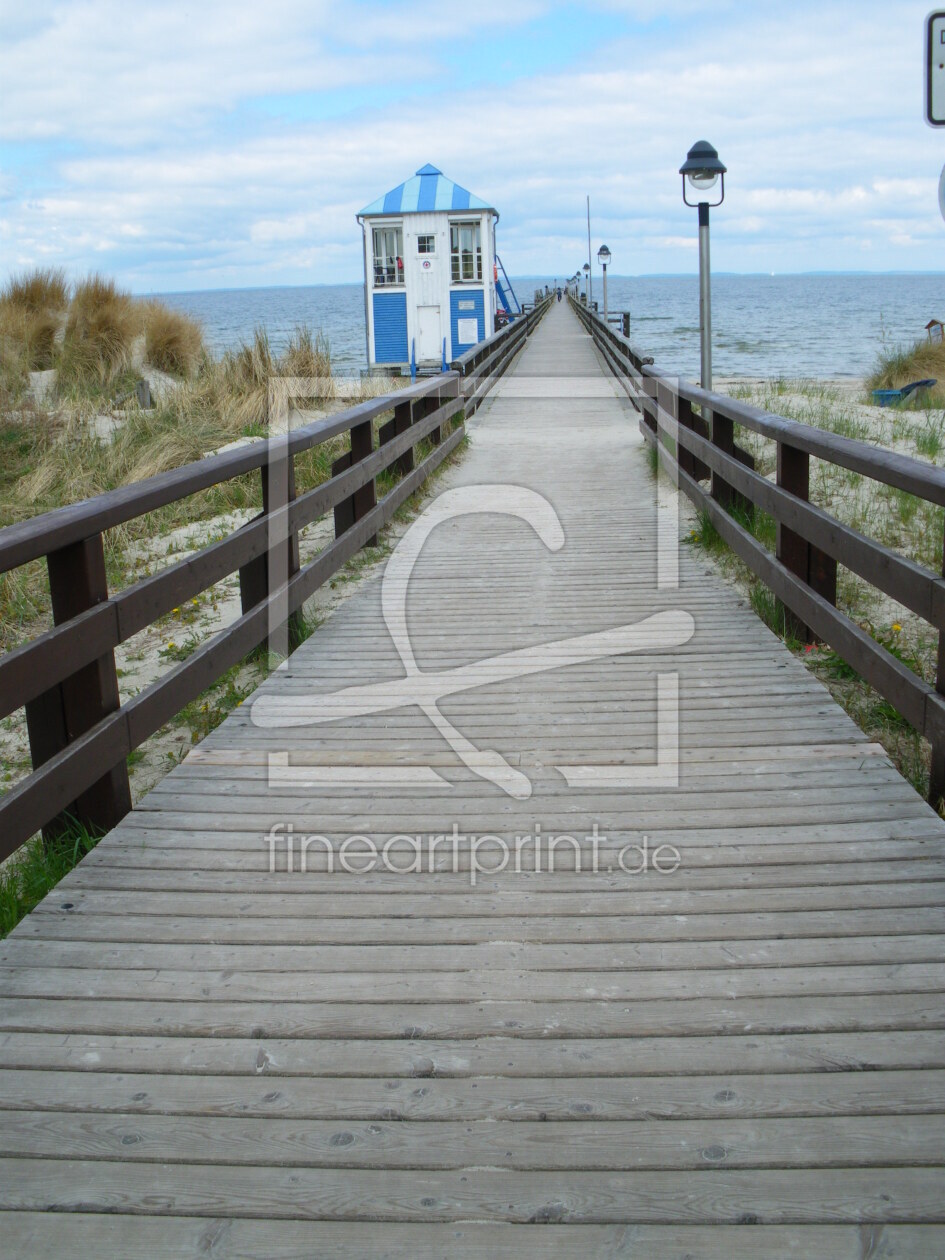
[{"x1": 373, "y1": 292, "x2": 408, "y2": 363}]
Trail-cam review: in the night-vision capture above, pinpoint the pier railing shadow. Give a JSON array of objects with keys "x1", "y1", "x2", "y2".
[{"x1": 571, "y1": 292, "x2": 945, "y2": 806}]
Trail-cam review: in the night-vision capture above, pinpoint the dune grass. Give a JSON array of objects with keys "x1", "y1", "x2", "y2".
[
  {"x1": 0, "y1": 268, "x2": 213, "y2": 403},
  {"x1": 0, "y1": 268, "x2": 71, "y2": 399},
  {"x1": 0, "y1": 326, "x2": 339, "y2": 532},
  {"x1": 58, "y1": 274, "x2": 142, "y2": 394},
  {"x1": 142, "y1": 300, "x2": 204, "y2": 378},
  {"x1": 2, "y1": 267, "x2": 68, "y2": 313}
]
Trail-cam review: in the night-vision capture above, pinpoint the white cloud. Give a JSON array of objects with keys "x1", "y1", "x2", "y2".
[{"x1": 1, "y1": 0, "x2": 942, "y2": 285}]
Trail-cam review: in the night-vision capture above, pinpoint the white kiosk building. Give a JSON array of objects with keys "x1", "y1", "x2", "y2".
[{"x1": 357, "y1": 164, "x2": 518, "y2": 373}]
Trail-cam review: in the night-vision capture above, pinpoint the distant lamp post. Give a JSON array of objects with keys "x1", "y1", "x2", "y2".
[
  {"x1": 679, "y1": 140, "x2": 726, "y2": 390},
  {"x1": 582, "y1": 262, "x2": 590, "y2": 304},
  {"x1": 597, "y1": 244, "x2": 611, "y2": 321}
]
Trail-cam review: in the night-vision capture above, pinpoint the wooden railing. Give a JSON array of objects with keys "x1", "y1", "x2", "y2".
[
  {"x1": 571, "y1": 294, "x2": 945, "y2": 805},
  {"x1": 0, "y1": 303, "x2": 548, "y2": 858}
]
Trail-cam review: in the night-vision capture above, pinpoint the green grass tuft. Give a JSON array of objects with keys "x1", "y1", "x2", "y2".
[{"x1": 0, "y1": 819, "x2": 102, "y2": 939}]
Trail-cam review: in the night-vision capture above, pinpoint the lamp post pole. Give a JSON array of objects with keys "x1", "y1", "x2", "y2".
[
  {"x1": 598, "y1": 244, "x2": 611, "y2": 323},
  {"x1": 679, "y1": 140, "x2": 727, "y2": 394},
  {"x1": 698, "y1": 203, "x2": 712, "y2": 389}
]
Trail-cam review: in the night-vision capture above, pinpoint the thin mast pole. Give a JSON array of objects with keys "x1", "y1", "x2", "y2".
[{"x1": 586, "y1": 195, "x2": 593, "y2": 307}]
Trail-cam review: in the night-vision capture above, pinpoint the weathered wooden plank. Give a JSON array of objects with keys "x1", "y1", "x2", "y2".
[
  {"x1": 2, "y1": 994, "x2": 942, "y2": 1038},
  {"x1": 2, "y1": 1030, "x2": 942, "y2": 1076},
  {"x1": 55, "y1": 861, "x2": 945, "y2": 895},
  {"x1": 3, "y1": 1068, "x2": 943, "y2": 1121},
  {"x1": 29, "y1": 883, "x2": 945, "y2": 918},
  {"x1": 4, "y1": 1216, "x2": 943, "y2": 1260},
  {"x1": 1, "y1": 1158, "x2": 943, "y2": 1223},
  {"x1": 4, "y1": 1111, "x2": 944, "y2": 1170},
  {"x1": 5, "y1": 933, "x2": 944, "y2": 975},
  {"x1": 15, "y1": 905, "x2": 945, "y2": 945},
  {"x1": 2, "y1": 962, "x2": 943, "y2": 1003}
]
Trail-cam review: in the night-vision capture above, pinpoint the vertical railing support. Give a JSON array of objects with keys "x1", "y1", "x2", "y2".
[
  {"x1": 930, "y1": 530, "x2": 945, "y2": 808},
  {"x1": 333, "y1": 417, "x2": 378, "y2": 547},
  {"x1": 238, "y1": 457, "x2": 302, "y2": 649},
  {"x1": 710, "y1": 411, "x2": 734, "y2": 509},
  {"x1": 394, "y1": 399, "x2": 415, "y2": 475},
  {"x1": 641, "y1": 374, "x2": 658, "y2": 435},
  {"x1": 377, "y1": 397, "x2": 416, "y2": 479},
  {"x1": 776, "y1": 440, "x2": 837, "y2": 644},
  {"x1": 424, "y1": 383, "x2": 445, "y2": 446},
  {"x1": 24, "y1": 534, "x2": 131, "y2": 843}
]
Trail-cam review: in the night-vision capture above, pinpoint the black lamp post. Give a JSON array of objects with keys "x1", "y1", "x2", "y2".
[
  {"x1": 597, "y1": 244, "x2": 611, "y2": 321},
  {"x1": 679, "y1": 140, "x2": 726, "y2": 391},
  {"x1": 582, "y1": 262, "x2": 590, "y2": 304}
]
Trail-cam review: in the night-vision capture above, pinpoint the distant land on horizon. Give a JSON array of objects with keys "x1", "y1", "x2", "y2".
[{"x1": 144, "y1": 269, "x2": 945, "y2": 297}]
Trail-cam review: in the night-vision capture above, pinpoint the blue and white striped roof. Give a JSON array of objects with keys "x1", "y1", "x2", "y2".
[{"x1": 359, "y1": 164, "x2": 495, "y2": 217}]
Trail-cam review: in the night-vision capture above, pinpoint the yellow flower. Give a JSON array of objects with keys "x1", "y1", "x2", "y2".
[
  {"x1": 168, "y1": 641, "x2": 176, "y2": 649},
  {"x1": 172, "y1": 606, "x2": 180, "y2": 615},
  {"x1": 892, "y1": 623, "x2": 902, "y2": 633}
]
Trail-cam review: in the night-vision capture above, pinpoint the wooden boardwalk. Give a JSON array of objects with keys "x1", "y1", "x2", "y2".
[{"x1": 2, "y1": 299, "x2": 945, "y2": 1257}]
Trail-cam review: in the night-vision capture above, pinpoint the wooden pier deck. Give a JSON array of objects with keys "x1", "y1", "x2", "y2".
[{"x1": 2, "y1": 299, "x2": 945, "y2": 1257}]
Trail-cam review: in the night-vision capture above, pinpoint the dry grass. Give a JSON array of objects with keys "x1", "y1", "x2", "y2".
[
  {"x1": 0, "y1": 307, "x2": 57, "y2": 398},
  {"x1": 217, "y1": 326, "x2": 333, "y2": 429},
  {"x1": 0, "y1": 268, "x2": 208, "y2": 396},
  {"x1": 2, "y1": 267, "x2": 68, "y2": 313},
  {"x1": 0, "y1": 268, "x2": 69, "y2": 399},
  {"x1": 58, "y1": 274, "x2": 141, "y2": 393},
  {"x1": 143, "y1": 301, "x2": 204, "y2": 377},
  {"x1": 4, "y1": 323, "x2": 341, "y2": 524}
]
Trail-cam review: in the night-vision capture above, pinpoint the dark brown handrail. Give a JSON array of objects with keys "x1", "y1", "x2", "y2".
[
  {"x1": 570, "y1": 293, "x2": 945, "y2": 805},
  {"x1": 0, "y1": 299, "x2": 550, "y2": 859}
]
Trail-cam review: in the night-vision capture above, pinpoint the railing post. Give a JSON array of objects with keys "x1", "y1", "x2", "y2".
[
  {"x1": 641, "y1": 374, "x2": 658, "y2": 435},
  {"x1": 238, "y1": 456, "x2": 302, "y2": 647},
  {"x1": 378, "y1": 397, "x2": 416, "y2": 477},
  {"x1": 414, "y1": 387, "x2": 443, "y2": 447},
  {"x1": 676, "y1": 398, "x2": 711, "y2": 482},
  {"x1": 24, "y1": 534, "x2": 131, "y2": 843},
  {"x1": 332, "y1": 418, "x2": 378, "y2": 547},
  {"x1": 677, "y1": 397, "x2": 695, "y2": 479},
  {"x1": 776, "y1": 440, "x2": 837, "y2": 643},
  {"x1": 931, "y1": 529, "x2": 945, "y2": 807},
  {"x1": 710, "y1": 412, "x2": 735, "y2": 509},
  {"x1": 394, "y1": 399, "x2": 415, "y2": 475}
]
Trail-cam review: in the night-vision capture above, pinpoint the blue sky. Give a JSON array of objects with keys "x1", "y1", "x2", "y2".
[{"x1": 0, "y1": 0, "x2": 941, "y2": 290}]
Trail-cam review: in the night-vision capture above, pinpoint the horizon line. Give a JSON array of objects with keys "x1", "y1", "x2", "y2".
[{"x1": 142, "y1": 269, "x2": 945, "y2": 297}]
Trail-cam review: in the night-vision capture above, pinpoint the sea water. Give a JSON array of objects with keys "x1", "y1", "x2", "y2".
[{"x1": 156, "y1": 273, "x2": 945, "y2": 382}]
